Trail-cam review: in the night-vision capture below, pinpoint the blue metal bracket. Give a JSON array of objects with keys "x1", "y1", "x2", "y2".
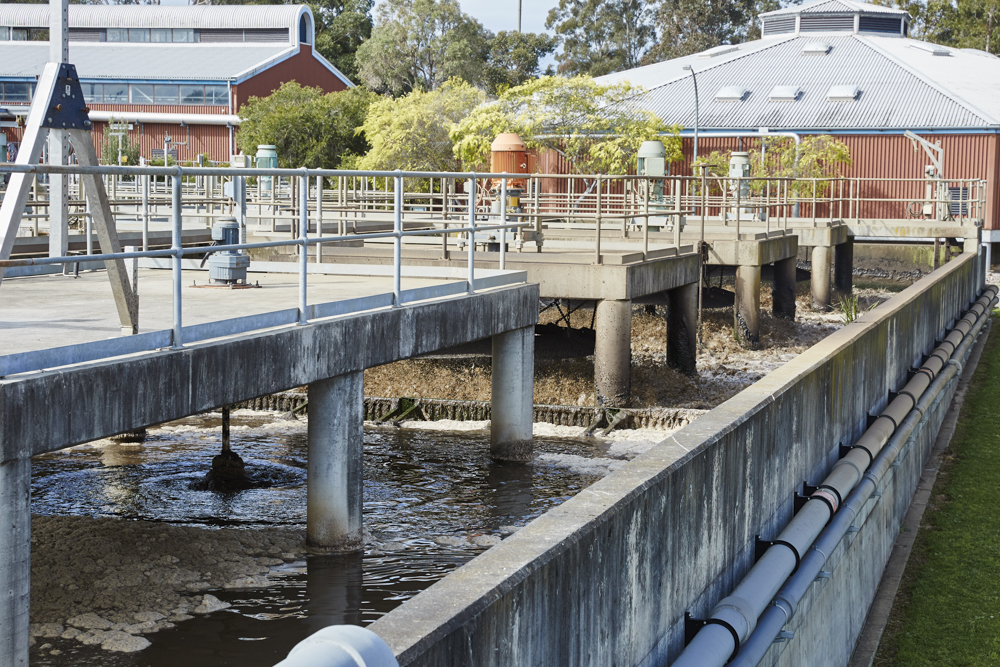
[{"x1": 41, "y1": 63, "x2": 91, "y2": 131}]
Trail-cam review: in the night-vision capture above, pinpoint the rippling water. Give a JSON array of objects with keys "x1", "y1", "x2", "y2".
[{"x1": 30, "y1": 413, "x2": 612, "y2": 666}]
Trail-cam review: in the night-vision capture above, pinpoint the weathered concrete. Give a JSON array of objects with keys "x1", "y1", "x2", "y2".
[
  {"x1": 490, "y1": 327, "x2": 535, "y2": 461},
  {"x1": 703, "y1": 233, "x2": 798, "y2": 267},
  {"x1": 367, "y1": 253, "x2": 983, "y2": 667},
  {"x1": 0, "y1": 284, "x2": 539, "y2": 458},
  {"x1": 0, "y1": 457, "x2": 29, "y2": 667},
  {"x1": 735, "y1": 265, "x2": 761, "y2": 349},
  {"x1": 811, "y1": 245, "x2": 832, "y2": 310},
  {"x1": 666, "y1": 282, "x2": 698, "y2": 375},
  {"x1": 307, "y1": 372, "x2": 364, "y2": 551},
  {"x1": 772, "y1": 257, "x2": 797, "y2": 320},
  {"x1": 835, "y1": 237, "x2": 854, "y2": 295},
  {"x1": 594, "y1": 299, "x2": 632, "y2": 407}
]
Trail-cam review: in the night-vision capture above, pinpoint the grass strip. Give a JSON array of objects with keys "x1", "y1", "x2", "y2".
[{"x1": 875, "y1": 315, "x2": 1000, "y2": 666}]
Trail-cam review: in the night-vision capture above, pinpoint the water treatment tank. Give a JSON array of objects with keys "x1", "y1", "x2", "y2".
[{"x1": 490, "y1": 133, "x2": 527, "y2": 176}]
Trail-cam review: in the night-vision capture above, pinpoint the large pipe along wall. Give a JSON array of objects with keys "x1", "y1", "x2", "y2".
[{"x1": 671, "y1": 285, "x2": 999, "y2": 667}]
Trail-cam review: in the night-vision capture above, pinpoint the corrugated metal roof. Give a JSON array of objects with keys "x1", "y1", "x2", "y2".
[
  {"x1": 762, "y1": 0, "x2": 907, "y2": 17},
  {"x1": 0, "y1": 42, "x2": 294, "y2": 81},
  {"x1": 597, "y1": 34, "x2": 1000, "y2": 130},
  {"x1": 0, "y1": 4, "x2": 305, "y2": 30}
]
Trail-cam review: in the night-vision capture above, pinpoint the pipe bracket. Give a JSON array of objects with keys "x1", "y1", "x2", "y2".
[
  {"x1": 839, "y1": 443, "x2": 873, "y2": 469},
  {"x1": 755, "y1": 535, "x2": 801, "y2": 573},
  {"x1": 684, "y1": 612, "x2": 741, "y2": 661}
]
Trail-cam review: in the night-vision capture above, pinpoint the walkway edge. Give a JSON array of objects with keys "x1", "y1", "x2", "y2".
[{"x1": 847, "y1": 316, "x2": 994, "y2": 667}]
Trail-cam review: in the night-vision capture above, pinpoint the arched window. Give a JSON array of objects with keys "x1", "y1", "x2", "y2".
[{"x1": 299, "y1": 14, "x2": 311, "y2": 44}]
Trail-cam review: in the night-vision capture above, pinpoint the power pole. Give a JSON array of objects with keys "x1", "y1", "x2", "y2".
[{"x1": 518, "y1": 0, "x2": 522, "y2": 33}]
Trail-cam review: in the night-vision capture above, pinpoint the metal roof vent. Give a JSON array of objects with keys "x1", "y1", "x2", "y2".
[
  {"x1": 699, "y1": 44, "x2": 740, "y2": 58},
  {"x1": 802, "y1": 41, "x2": 832, "y2": 55},
  {"x1": 769, "y1": 85, "x2": 802, "y2": 102},
  {"x1": 827, "y1": 84, "x2": 860, "y2": 101},
  {"x1": 715, "y1": 86, "x2": 749, "y2": 102},
  {"x1": 909, "y1": 41, "x2": 950, "y2": 56}
]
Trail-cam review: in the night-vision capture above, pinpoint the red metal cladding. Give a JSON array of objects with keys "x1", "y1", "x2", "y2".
[{"x1": 232, "y1": 44, "x2": 348, "y2": 109}]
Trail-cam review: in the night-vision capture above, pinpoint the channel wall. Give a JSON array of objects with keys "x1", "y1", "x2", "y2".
[{"x1": 369, "y1": 252, "x2": 985, "y2": 667}]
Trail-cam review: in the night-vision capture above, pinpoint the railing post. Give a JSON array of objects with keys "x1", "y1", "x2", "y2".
[
  {"x1": 316, "y1": 175, "x2": 324, "y2": 263},
  {"x1": 394, "y1": 172, "x2": 402, "y2": 305},
  {"x1": 673, "y1": 177, "x2": 682, "y2": 248},
  {"x1": 142, "y1": 173, "x2": 149, "y2": 252},
  {"x1": 500, "y1": 176, "x2": 507, "y2": 271},
  {"x1": 468, "y1": 174, "x2": 476, "y2": 293},
  {"x1": 595, "y1": 175, "x2": 602, "y2": 264},
  {"x1": 643, "y1": 176, "x2": 650, "y2": 257},
  {"x1": 171, "y1": 171, "x2": 183, "y2": 349},
  {"x1": 298, "y1": 172, "x2": 309, "y2": 324},
  {"x1": 735, "y1": 176, "x2": 742, "y2": 239},
  {"x1": 812, "y1": 178, "x2": 817, "y2": 226}
]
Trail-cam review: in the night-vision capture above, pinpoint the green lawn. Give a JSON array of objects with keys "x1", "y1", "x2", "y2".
[{"x1": 876, "y1": 316, "x2": 1000, "y2": 666}]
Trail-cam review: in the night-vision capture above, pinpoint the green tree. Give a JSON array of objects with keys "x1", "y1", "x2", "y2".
[
  {"x1": 647, "y1": 0, "x2": 778, "y2": 61},
  {"x1": 355, "y1": 0, "x2": 490, "y2": 96},
  {"x1": 311, "y1": 0, "x2": 373, "y2": 83},
  {"x1": 357, "y1": 78, "x2": 485, "y2": 172},
  {"x1": 483, "y1": 31, "x2": 558, "y2": 96},
  {"x1": 545, "y1": 0, "x2": 656, "y2": 76},
  {"x1": 451, "y1": 75, "x2": 681, "y2": 175},
  {"x1": 236, "y1": 82, "x2": 375, "y2": 168}
]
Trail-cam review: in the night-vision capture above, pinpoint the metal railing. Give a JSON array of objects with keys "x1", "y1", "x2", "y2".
[{"x1": 0, "y1": 163, "x2": 534, "y2": 377}]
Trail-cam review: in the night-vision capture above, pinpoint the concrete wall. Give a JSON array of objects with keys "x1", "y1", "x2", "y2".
[
  {"x1": 369, "y1": 253, "x2": 984, "y2": 667},
  {"x1": 0, "y1": 284, "x2": 538, "y2": 459}
]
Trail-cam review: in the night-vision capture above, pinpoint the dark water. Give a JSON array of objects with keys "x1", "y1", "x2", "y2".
[{"x1": 30, "y1": 414, "x2": 609, "y2": 666}]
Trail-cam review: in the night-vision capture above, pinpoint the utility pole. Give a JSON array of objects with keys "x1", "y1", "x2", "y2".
[{"x1": 518, "y1": 0, "x2": 521, "y2": 33}]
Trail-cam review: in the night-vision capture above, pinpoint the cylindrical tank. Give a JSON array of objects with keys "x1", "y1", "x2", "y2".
[
  {"x1": 256, "y1": 144, "x2": 277, "y2": 193},
  {"x1": 490, "y1": 133, "x2": 526, "y2": 175}
]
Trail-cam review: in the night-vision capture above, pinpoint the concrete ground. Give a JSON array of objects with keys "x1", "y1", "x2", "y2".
[{"x1": 0, "y1": 268, "x2": 449, "y2": 356}]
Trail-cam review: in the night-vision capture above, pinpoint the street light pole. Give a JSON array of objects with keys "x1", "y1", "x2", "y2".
[
  {"x1": 682, "y1": 65, "x2": 699, "y2": 173},
  {"x1": 518, "y1": 0, "x2": 522, "y2": 32}
]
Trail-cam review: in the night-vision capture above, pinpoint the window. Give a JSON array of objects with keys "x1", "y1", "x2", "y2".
[
  {"x1": 12, "y1": 28, "x2": 28, "y2": 41},
  {"x1": 0, "y1": 27, "x2": 9, "y2": 41},
  {"x1": 299, "y1": 14, "x2": 311, "y2": 44},
  {"x1": 154, "y1": 84, "x2": 179, "y2": 104},
  {"x1": 30, "y1": 28, "x2": 48, "y2": 41},
  {"x1": 827, "y1": 84, "x2": 860, "y2": 101},
  {"x1": 129, "y1": 29, "x2": 150, "y2": 42},
  {"x1": 3, "y1": 82, "x2": 31, "y2": 103},
  {"x1": 82, "y1": 83, "x2": 103, "y2": 104},
  {"x1": 205, "y1": 85, "x2": 228, "y2": 105},
  {"x1": 130, "y1": 84, "x2": 154, "y2": 104},
  {"x1": 151, "y1": 28, "x2": 172, "y2": 43},
  {"x1": 715, "y1": 86, "x2": 748, "y2": 102},
  {"x1": 172, "y1": 29, "x2": 194, "y2": 43},
  {"x1": 107, "y1": 28, "x2": 127, "y2": 42},
  {"x1": 802, "y1": 41, "x2": 832, "y2": 55},
  {"x1": 769, "y1": 85, "x2": 802, "y2": 102},
  {"x1": 180, "y1": 85, "x2": 204, "y2": 105},
  {"x1": 104, "y1": 82, "x2": 128, "y2": 103}
]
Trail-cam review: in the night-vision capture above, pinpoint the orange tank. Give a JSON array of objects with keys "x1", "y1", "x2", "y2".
[{"x1": 490, "y1": 133, "x2": 527, "y2": 193}]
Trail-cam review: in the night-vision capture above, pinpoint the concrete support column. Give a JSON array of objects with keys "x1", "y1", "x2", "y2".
[
  {"x1": 834, "y1": 237, "x2": 854, "y2": 295},
  {"x1": 666, "y1": 282, "x2": 698, "y2": 375},
  {"x1": 811, "y1": 246, "x2": 832, "y2": 310},
  {"x1": 0, "y1": 457, "x2": 30, "y2": 667},
  {"x1": 307, "y1": 372, "x2": 364, "y2": 551},
  {"x1": 772, "y1": 256, "x2": 797, "y2": 320},
  {"x1": 490, "y1": 326, "x2": 535, "y2": 461},
  {"x1": 594, "y1": 299, "x2": 632, "y2": 407},
  {"x1": 735, "y1": 265, "x2": 761, "y2": 350}
]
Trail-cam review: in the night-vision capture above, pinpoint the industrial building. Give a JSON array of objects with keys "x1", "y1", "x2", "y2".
[
  {"x1": 596, "y1": 0, "x2": 1000, "y2": 245},
  {"x1": 0, "y1": 4, "x2": 353, "y2": 162}
]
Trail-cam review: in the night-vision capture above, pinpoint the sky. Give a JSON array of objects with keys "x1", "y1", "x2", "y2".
[{"x1": 373, "y1": 0, "x2": 561, "y2": 35}]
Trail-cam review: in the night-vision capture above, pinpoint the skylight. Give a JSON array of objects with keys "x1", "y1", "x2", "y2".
[
  {"x1": 715, "y1": 86, "x2": 748, "y2": 102},
  {"x1": 909, "y1": 41, "x2": 950, "y2": 56},
  {"x1": 827, "y1": 84, "x2": 860, "y2": 101},
  {"x1": 802, "y1": 41, "x2": 832, "y2": 55},
  {"x1": 769, "y1": 85, "x2": 802, "y2": 102}
]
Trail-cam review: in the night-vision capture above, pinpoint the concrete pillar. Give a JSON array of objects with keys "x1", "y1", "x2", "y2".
[
  {"x1": 811, "y1": 245, "x2": 832, "y2": 310},
  {"x1": 834, "y1": 237, "x2": 854, "y2": 295},
  {"x1": 594, "y1": 299, "x2": 632, "y2": 407},
  {"x1": 735, "y1": 265, "x2": 761, "y2": 350},
  {"x1": 0, "y1": 457, "x2": 30, "y2": 667},
  {"x1": 490, "y1": 326, "x2": 534, "y2": 461},
  {"x1": 772, "y1": 256, "x2": 797, "y2": 320},
  {"x1": 307, "y1": 372, "x2": 364, "y2": 551},
  {"x1": 666, "y1": 282, "x2": 698, "y2": 375}
]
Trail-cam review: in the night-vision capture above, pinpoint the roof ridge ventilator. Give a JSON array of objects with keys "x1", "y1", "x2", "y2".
[
  {"x1": 802, "y1": 41, "x2": 832, "y2": 55},
  {"x1": 909, "y1": 41, "x2": 951, "y2": 56},
  {"x1": 769, "y1": 84, "x2": 802, "y2": 102},
  {"x1": 698, "y1": 44, "x2": 740, "y2": 58}
]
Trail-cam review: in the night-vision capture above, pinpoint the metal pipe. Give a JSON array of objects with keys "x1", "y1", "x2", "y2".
[
  {"x1": 171, "y1": 172, "x2": 183, "y2": 348},
  {"x1": 730, "y1": 287, "x2": 998, "y2": 667},
  {"x1": 672, "y1": 286, "x2": 999, "y2": 667}
]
